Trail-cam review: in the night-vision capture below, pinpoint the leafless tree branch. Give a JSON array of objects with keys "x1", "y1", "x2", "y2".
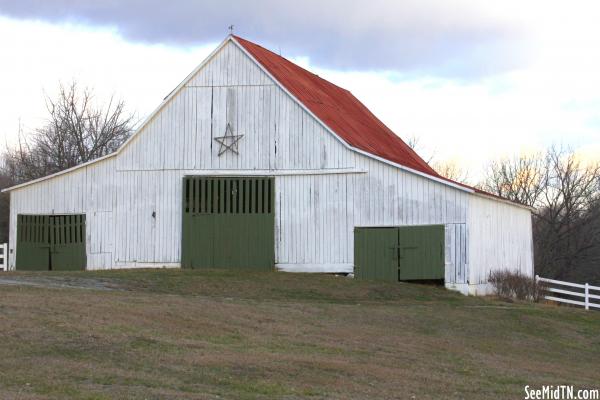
[
  {"x1": 0, "y1": 81, "x2": 135, "y2": 241},
  {"x1": 2, "y1": 81, "x2": 134, "y2": 183},
  {"x1": 479, "y1": 147, "x2": 600, "y2": 283}
]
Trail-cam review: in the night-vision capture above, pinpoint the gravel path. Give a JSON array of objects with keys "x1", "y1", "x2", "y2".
[{"x1": 0, "y1": 275, "x2": 119, "y2": 291}]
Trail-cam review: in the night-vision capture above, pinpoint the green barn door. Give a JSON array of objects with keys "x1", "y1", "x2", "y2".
[
  {"x1": 354, "y1": 227, "x2": 398, "y2": 282},
  {"x1": 181, "y1": 177, "x2": 275, "y2": 270},
  {"x1": 16, "y1": 215, "x2": 51, "y2": 271},
  {"x1": 16, "y1": 214, "x2": 86, "y2": 271},
  {"x1": 50, "y1": 215, "x2": 87, "y2": 271},
  {"x1": 398, "y1": 225, "x2": 445, "y2": 280},
  {"x1": 354, "y1": 225, "x2": 445, "y2": 282}
]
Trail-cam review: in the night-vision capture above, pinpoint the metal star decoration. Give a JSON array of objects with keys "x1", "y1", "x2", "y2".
[{"x1": 214, "y1": 123, "x2": 244, "y2": 156}]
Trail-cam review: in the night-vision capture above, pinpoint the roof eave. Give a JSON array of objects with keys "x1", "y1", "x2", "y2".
[
  {"x1": 472, "y1": 191, "x2": 535, "y2": 211},
  {"x1": 2, "y1": 152, "x2": 117, "y2": 193}
]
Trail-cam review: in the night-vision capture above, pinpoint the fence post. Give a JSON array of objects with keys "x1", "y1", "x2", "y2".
[
  {"x1": 585, "y1": 283, "x2": 589, "y2": 311},
  {"x1": 0, "y1": 243, "x2": 6, "y2": 271}
]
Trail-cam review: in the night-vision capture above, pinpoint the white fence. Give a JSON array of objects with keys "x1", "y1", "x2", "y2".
[
  {"x1": 0, "y1": 243, "x2": 6, "y2": 271},
  {"x1": 536, "y1": 275, "x2": 600, "y2": 311}
]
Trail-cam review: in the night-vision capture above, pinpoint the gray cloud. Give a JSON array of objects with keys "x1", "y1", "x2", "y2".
[{"x1": 0, "y1": 0, "x2": 529, "y2": 78}]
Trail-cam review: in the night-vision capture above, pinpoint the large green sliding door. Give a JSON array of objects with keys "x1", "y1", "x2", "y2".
[
  {"x1": 354, "y1": 225, "x2": 445, "y2": 282},
  {"x1": 16, "y1": 214, "x2": 86, "y2": 271},
  {"x1": 181, "y1": 177, "x2": 275, "y2": 270}
]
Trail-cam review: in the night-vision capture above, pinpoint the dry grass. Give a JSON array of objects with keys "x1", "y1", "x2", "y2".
[{"x1": 0, "y1": 269, "x2": 598, "y2": 399}]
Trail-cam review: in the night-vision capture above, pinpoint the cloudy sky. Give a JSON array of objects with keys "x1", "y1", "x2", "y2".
[{"x1": 0, "y1": 1, "x2": 599, "y2": 179}]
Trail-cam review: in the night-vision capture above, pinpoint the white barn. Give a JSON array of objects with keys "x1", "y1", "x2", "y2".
[{"x1": 3, "y1": 35, "x2": 534, "y2": 295}]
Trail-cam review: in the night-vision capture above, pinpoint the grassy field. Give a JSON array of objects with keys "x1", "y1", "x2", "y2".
[{"x1": 0, "y1": 269, "x2": 598, "y2": 399}]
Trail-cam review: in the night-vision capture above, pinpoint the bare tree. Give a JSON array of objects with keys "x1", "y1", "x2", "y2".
[
  {"x1": 3, "y1": 81, "x2": 134, "y2": 183},
  {"x1": 478, "y1": 152, "x2": 547, "y2": 207},
  {"x1": 0, "y1": 163, "x2": 11, "y2": 243},
  {"x1": 432, "y1": 160, "x2": 470, "y2": 184},
  {"x1": 405, "y1": 134, "x2": 420, "y2": 151},
  {"x1": 406, "y1": 136, "x2": 467, "y2": 182},
  {"x1": 480, "y1": 147, "x2": 600, "y2": 283},
  {"x1": 405, "y1": 134, "x2": 435, "y2": 163},
  {"x1": 534, "y1": 148, "x2": 600, "y2": 281}
]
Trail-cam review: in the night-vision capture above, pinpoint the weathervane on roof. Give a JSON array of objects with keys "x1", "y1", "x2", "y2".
[{"x1": 228, "y1": 25, "x2": 234, "y2": 35}]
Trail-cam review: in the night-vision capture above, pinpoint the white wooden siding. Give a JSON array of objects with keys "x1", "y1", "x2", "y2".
[
  {"x1": 445, "y1": 223, "x2": 468, "y2": 285},
  {"x1": 8, "y1": 157, "x2": 117, "y2": 270},
  {"x1": 467, "y1": 195, "x2": 534, "y2": 291},
  {"x1": 276, "y1": 174, "x2": 352, "y2": 269},
  {"x1": 187, "y1": 42, "x2": 273, "y2": 87},
  {"x1": 351, "y1": 157, "x2": 469, "y2": 227},
  {"x1": 118, "y1": 42, "x2": 353, "y2": 172}
]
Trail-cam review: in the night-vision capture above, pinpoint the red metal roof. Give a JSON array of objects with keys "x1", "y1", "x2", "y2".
[
  {"x1": 233, "y1": 35, "x2": 440, "y2": 177},
  {"x1": 233, "y1": 36, "x2": 512, "y2": 201}
]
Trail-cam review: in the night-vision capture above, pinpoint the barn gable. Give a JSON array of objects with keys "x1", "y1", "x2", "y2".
[{"x1": 117, "y1": 39, "x2": 356, "y2": 172}]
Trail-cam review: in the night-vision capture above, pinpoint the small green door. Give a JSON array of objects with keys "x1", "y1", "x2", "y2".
[
  {"x1": 16, "y1": 215, "x2": 51, "y2": 271},
  {"x1": 181, "y1": 177, "x2": 275, "y2": 270},
  {"x1": 354, "y1": 227, "x2": 398, "y2": 282},
  {"x1": 16, "y1": 214, "x2": 86, "y2": 271},
  {"x1": 398, "y1": 225, "x2": 445, "y2": 280},
  {"x1": 354, "y1": 225, "x2": 445, "y2": 282}
]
